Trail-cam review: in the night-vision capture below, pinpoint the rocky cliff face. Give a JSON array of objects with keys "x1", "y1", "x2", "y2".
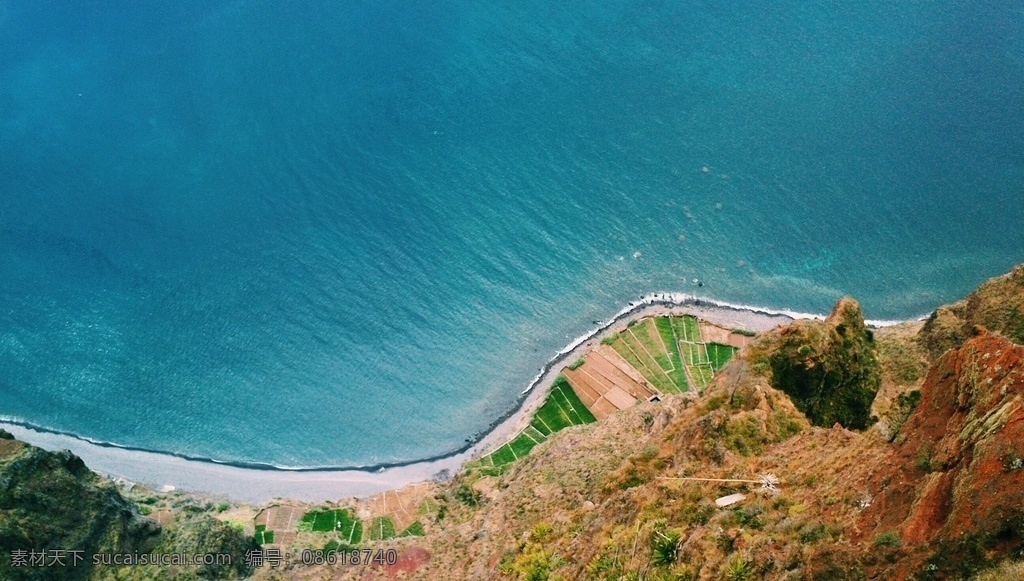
[
  {"x1": 920, "y1": 264, "x2": 1024, "y2": 357},
  {"x1": 855, "y1": 329, "x2": 1024, "y2": 580},
  {"x1": 753, "y1": 297, "x2": 881, "y2": 430},
  {"x1": 0, "y1": 431, "x2": 256, "y2": 580},
  {"x1": 0, "y1": 430, "x2": 160, "y2": 580},
  {"x1": 392, "y1": 266, "x2": 1024, "y2": 581}
]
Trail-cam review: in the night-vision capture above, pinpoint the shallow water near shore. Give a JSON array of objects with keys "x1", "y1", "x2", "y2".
[{"x1": 1, "y1": 1, "x2": 1023, "y2": 468}]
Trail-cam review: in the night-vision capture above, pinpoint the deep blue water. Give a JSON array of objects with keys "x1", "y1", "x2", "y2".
[{"x1": 1, "y1": 1, "x2": 1022, "y2": 467}]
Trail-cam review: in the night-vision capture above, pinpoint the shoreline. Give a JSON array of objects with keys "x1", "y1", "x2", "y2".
[{"x1": 3, "y1": 293, "x2": 907, "y2": 504}]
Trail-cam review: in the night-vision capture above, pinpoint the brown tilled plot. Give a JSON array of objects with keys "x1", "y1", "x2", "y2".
[
  {"x1": 255, "y1": 504, "x2": 304, "y2": 532},
  {"x1": 699, "y1": 320, "x2": 754, "y2": 349},
  {"x1": 366, "y1": 482, "x2": 432, "y2": 532},
  {"x1": 563, "y1": 346, "x2": 659, "y2": 419}
]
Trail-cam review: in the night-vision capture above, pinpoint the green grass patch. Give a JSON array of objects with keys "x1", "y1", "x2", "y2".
[
  {"x1": 633, "y1": 320, "x2": 673, "y2": 371},
  {"x1": 682, "y1": 342, "x2": 709, "y2": 366},
  {"x1": 522, "y1": 425, "x2": 546, "y2": 443},
  {"x1": 417, "y1": 497, "x2": 439, "y2": 516},
  {"x1": 546, "y1": 378, "x2": 597, "y2": 424},
  {"x1": 253, "y1": 524, "x2": 275, "y2": 545},
  {"x1": 604, "y1": 315, "x2": 721, "y2": 394},
  {"x1": 400, "y1": 521, "x2": 425, "y2": 537},
  {"x1": 481, "y1": 377, "x2": 596, "y2": 468},
  {"x1": 612, "y1": 333, "x2": 676, "y2": 393},
  {"x1": 299, "y1": 508, "x2": 363, "y2": 544},
  {"x1": 367, "y1": 516, "x2": 397, "y2": 541},
  {"x1": 675, "y1": 315, "x2": 701, "y2": 343},
  {"x1": 488, "y1": 443, "x2": 518, "y2": 466},
  {"x1": 690, "y1": 365, "x2": 714, "y2": 389},
  {"x1": 707, "y1": 343, "x2": 738, "y2": 371},
  {"x1": 508, "y1": 432, "x2": 539, "y2": 458},
  {"x1": 533, "y1": 398, "x2": 572, "y2": 433},
  {"x1": 654, "y1": 317, "x2": 689, "y2": 393}
]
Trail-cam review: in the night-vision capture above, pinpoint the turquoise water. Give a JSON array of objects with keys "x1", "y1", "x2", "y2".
[{"x1": 1, "y1": 1, "x2": 1022, "y2": 467}]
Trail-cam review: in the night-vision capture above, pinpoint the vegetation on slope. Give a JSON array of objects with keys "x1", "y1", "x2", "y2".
[
  {"x1": 0, "y1": 430, "x2": 256, "y2": 580},
  {"x1": 919, "y1": 263, "x2": 1024, "y2": 356},
  {"x1": 750, "y1": 297, "x2": 881, "y2": 430},
  {"x1": 10, "y1": 266, "x2": 1024, "y2": 580},
  {"x1": 386, "y1": 270, "x2": 1024, "y2": 581}
]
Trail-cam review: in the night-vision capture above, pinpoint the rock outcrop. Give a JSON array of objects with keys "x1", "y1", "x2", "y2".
[
  {"x1": 856, "y1": 329, "x2": 1024, "y2": 579},
  {"x1": 0, "y1": 429, "x2": 159, "y2": 580},
  {"x1": 920, "y1": 263, "x2": 1024, "y2": 356},
  {"x1": 0, "y1": 430, "x2": 256, "y2": 580},
  {"x1": 754, "y1": 297, "x2": 881, "y2": 430}
]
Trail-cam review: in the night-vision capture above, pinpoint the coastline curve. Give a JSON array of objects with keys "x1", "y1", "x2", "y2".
[{"x1": 1, "y1": 294, "x2": 916, "y2": 502}]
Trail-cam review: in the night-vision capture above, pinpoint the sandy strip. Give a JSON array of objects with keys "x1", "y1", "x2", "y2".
[{"x1": 2, "y1": 295, "x2": 797, "y2": 504}]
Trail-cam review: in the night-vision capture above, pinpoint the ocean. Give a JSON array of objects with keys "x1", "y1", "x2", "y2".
[{"x1": 1, "y1": 1, "x2": 1022, "y2": 468}]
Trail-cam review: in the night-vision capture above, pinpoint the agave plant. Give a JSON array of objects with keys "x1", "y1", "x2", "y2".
[
  {"x1": 650, "y1": 529, "x2": 681, "y2": 567},
  {"x1": 724, "y1": 555, "x2": 753, "y2": 580}
]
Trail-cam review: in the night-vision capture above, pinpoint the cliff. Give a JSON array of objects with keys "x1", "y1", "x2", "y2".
[
  {"x1": 0, "y1": 431, "x2": 256, "y2": 580},
  {"x1": 920, "y1": 263, "x2": 1024, "y2": 357},
  {"x1": 749, "y1": 296, "x2": 881, "y2": 430},
  {"x1": 362, "y1": 265, "x2": 1024, "y2": 581},
  {"x1": 855, "y1": 329, "x2": 1024, "y2": 579},
  {"x1": 7, "y1": 266, "x2": 1024, "y2": 580}
]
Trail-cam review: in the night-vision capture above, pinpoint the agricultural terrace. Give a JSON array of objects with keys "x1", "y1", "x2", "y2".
[
  {"x1": 562, "y1": 344, "x2": 659, "y2": 419},
  {"x1": 366, "y1": 481, "x2": 431, "y2": 539},
  {"x1": 600, "y1": 315, "x2": 738, "y2": 393},
  {"x1": 253, "y1": 488, "x2": 429, "y2": 549},
  {"x1": 467, "y1": 315, "x2": 746, "y2": 474},
  {"x1": 471, "y1": 377, "x2": 596, "y2": 475},
  {"x1": 298, "y1": 508, "x2": 363, "y2": 545}
]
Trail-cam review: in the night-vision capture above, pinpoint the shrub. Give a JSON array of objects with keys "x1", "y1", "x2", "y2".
[
  {"x1": 650, "y1": 530, "x2": 681, "y2": 567},
  {"x1": 873, "y1": 531, "x2": 901, "y2": 548},
  {"x1": 885, "y1": 390, "x2": 922, "y2": 441},
  {"x1": 685, "y1": 501, "x2": 716, "y2": 526},
  {"x1": 530, "y1": 522, "x2": 553, "y2": 543},
  {"x1": 454, "y1": 483, "x2": 481, "y2": 507},
  {"x1": 799, "y1": 522, "x2": 827, "y2": 543},
  {"x1": 733, "y1": 506, "x2": 763, "y2": 529},
  {"x1": 915, "y1": 447, "x2": 933, "y2": 472}
]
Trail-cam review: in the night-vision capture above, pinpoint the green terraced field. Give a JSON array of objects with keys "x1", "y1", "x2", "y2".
[
  {"x1": 707, "y1": 343, "x2": 738, "y2": 371},
  {"x1": 298, "y1": 508, "x2": 363, "y2": 544},
  {"x1": 470, "y1": 316, "x2": 743, "y2": 474},
  {"x1": 400, "y1": 521, "x2": 425, "y2": 537},
  {"x1": 610, "y1": 316, "x2": 715, "y2": 394},
  {"x1": 253, "y1": 525, "x2": 275, "y2": 545},
  {"x1": 609, "y1": 318, "x2": 686, "y2": 394},
  {"x1": 367, "y1": 516, "x2": 397, "y2": 541},
  {"x1": 473, "y1": 377, "x2": 596, "y2": 472}
]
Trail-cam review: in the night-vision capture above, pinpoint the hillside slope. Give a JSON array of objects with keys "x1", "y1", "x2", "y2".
[
  {"x1": 359, "y1": 267, "x2": 1024, "y2": 581},
  {"x1": 6, "y1": 266, "x2": 1024, "y2": 580},
  {"x1": 0, "y1": 430, "x2": 256, "y2": 580}
]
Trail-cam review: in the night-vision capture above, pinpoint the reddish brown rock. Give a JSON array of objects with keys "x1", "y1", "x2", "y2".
[{"x1": 857, "y1": 331, "x2": 1024, "y2": 579}]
